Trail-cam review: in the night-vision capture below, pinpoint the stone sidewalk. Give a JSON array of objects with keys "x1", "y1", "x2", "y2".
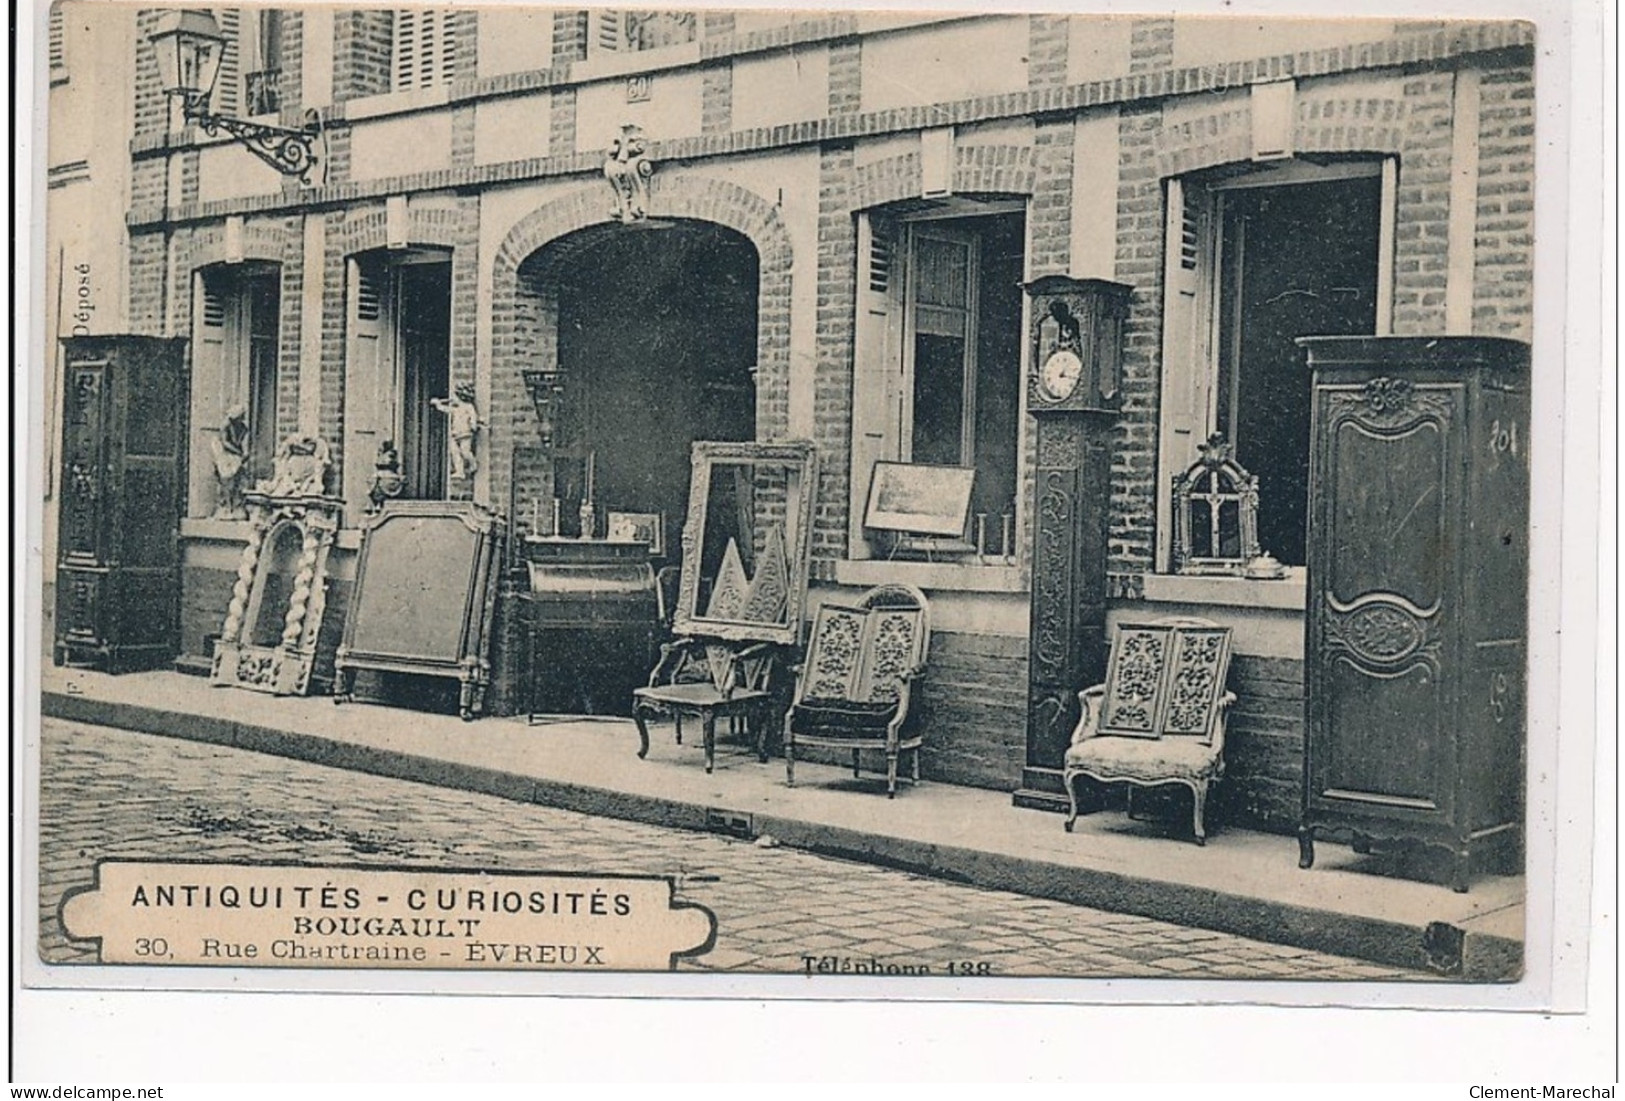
[
  {"x1": 37, "y1": 665, "x2": 1525, "y2": 980},
  {"x1": 36, "y1": 718, "x2": 1426, "y2": 980}
]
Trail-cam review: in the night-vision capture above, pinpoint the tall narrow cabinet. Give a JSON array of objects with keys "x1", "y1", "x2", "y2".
[
  {"x1": 1298, "y1": 336, "x2": 1529, "y2": 892},
  {"x1": 54, "y1": 335, "x2": 189, "y2": 672}
]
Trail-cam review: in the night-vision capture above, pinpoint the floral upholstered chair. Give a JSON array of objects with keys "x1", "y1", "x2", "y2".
[
  {"x1": 1063, "y1": 617, "x2": 1236, "y2": 844},
  {"x1": 784, "y1": 584, "x2": 931, "y2": 797}
]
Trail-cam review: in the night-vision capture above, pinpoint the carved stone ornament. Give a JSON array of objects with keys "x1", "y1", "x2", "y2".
[
  {"x1": 1170, "y1": 434, "x2": 1263, "y2": 576},
  {"x1": 211, "y1": 471, "x2": 343, "y2": 696},
  {"x1": 255, "y1": 434, "x2": 332, "y2": 498},
  {"x1": 603, "y1": 123, "x2": 656, "y2": 223}
]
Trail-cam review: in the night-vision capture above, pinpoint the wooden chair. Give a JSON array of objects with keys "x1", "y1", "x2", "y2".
[
  {"x1": 784, "y1": 584, "x2": 931, "y2": 797},
  {"x1": 632, "y1": 637, "x2": 779, "y2": 773},
  {"x1": 1063, "y1": 617, "x2": 1236, "y2": 844}
]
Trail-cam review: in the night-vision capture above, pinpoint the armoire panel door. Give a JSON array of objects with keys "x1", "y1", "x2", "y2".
[
  {"x1": 59, "y1": 358, "x2": 112, "y2": 565},
  {"x1": 1308, "y1": 380, "x2": 1465, "y2": 822}
]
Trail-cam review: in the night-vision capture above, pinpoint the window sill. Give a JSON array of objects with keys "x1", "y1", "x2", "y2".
[
  {"x1": 1139, "y1": 569, "x2": 1307, "y2": 611},
  {"x1": 830, "y1": 558, "x2": 1026, "y2": 594},
  {"x1": 179, "y1": 517, "x2": 362, "y2": 551},
  {"x1": 179, "y1": 517, "x2": 253, "y2": 542}
]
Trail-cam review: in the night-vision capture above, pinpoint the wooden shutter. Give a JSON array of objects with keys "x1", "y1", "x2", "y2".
[
  {"x1": 1155, "y1": 178, "x2": 1218, "y2": 570},
  {"x1": 343, "y1": 257, "x2": 390, "y2": 519},
  {"x1": 393, "y1": 9, "x2": 456, "y2": 91},
  {"x1": 188, "y1": 273, "x2": 229, "y2": 516},
  {"x1": 48, "y1": 4, "x2": 66, "y2": 76},
  {"x1": 215, "y1": 9, "x2": 242, "y2": 116},
  {"x1": 847, "y1": 214, "x2": 905, "y2": 556},
  {"x1": 592, "y1": 10, "x2": 626, "y2": 54}
]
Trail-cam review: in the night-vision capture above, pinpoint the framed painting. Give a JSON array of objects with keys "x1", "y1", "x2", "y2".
[{"x1": 862, "y1": 461, "x2": 976, "y2": 538}]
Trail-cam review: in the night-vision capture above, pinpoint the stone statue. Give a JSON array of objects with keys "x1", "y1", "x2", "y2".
[
  {"x1": 257, "y1": 435, "x2": 331, "y2": 498},
  {"x1": 209, "y1": 404, "x2": 251, "y2": 520},
  {"x1": 368, "y1": 438, "x2": 406, "y2": 513},
  {"x1": 430, "y1": 382, "x2": 482, "y2": 481},
  {"x1": 603, "y1": 123, "x2": 655, "y2": 223}
]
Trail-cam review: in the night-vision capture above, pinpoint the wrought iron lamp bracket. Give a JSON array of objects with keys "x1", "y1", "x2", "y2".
[{"x1": 183, "y1": 98, "x2": 326, "y2": 187}]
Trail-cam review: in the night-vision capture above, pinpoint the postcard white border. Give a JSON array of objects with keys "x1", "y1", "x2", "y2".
[{"x1": 10, "y1": 0, "x2": 1614, "y2": 1083}]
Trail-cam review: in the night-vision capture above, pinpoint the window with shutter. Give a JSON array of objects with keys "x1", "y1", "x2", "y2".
[
  {"x1": 1154, "y1": 157, "x2": 1394, "y2": 572},
  {"x1": 392, "y1": 9, "x2": 457, "y2": 92},
  {"x1": 848, "y1": 201, "x2": 1025, "y2": 558},
  {"x1": 343, "y1": 250, "x2": 452, "y2": 516},
  {"x1": 48, "y1": 4, "x2": 67, "y2": 81},
  {"x1": 588, "y1": 10, "x2": 697, "y2": 55},
  {"x1": 214, "y1": 9, "x2": 242, "y2": 116},
  {"x1": 189, "y1": 265, "x2": 282, "y2": 516},
  {"x1": 244, "y1": 9, "x2": 284, "y2": 115}
]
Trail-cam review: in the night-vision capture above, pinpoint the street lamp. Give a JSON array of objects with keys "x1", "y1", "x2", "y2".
[{"x1": 149, "y1": 9, "x2": 325, "y2": 186}]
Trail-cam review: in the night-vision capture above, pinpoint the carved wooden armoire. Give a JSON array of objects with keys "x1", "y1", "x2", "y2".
[
  {"x1": 1298, "y1": 336, "x2": 1530, "y2": 892},
  {"x1": 1015, "y1": 277, "x2": 1133, "y2": 811},
  {"x1": 54, "y1": 335, "x2": 189, "y2": 672}
]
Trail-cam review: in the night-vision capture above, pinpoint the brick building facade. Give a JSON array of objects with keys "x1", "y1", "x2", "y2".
[{"x1": 59, "y1": 8, "x2": 1536, "y2": 832}]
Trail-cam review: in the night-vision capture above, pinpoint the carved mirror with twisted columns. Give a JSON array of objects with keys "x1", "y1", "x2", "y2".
[
  {"x1": 211, "y1": 495, "x2": 342, "y2": 695},
  {"x1": 673, "y1": 441, "x2": 819, "y2": 646}
]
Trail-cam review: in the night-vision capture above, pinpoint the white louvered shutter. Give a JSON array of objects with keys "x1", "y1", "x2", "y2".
[
  {"x1": 393, "y1": 9, "x2": 456, "y2": 91},
  {"x1": 214, "y1": 9, "x2": 242, "y2": 115},
  {"x1": 1154, "y1": 178, "x2": 1218, "y2": 569},
  {"x1": 847, "y1": 214, "x2": 905, "y2": 555},
  {"x1": 189, "y1": 273, "x2": 230, "y2": 516},
  {"x1": 342, "y1": 258, "x2": 390, "y2": 517}
]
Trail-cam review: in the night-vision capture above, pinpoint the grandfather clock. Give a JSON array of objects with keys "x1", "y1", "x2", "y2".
[{"x1": 1013, "y1": 277, "x2": 1133, "y2": 812}]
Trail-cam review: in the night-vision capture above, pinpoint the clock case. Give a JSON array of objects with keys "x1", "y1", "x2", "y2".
[
  {"x1": 1025, "y1": 276, "x2": 1133, "y2": 412},
  {"x1": 1016, "y1": 276, "x2": 1134, "y2": 811}
]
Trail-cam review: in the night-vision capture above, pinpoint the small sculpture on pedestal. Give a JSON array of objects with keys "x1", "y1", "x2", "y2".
[
  {"x1": 257, "y1": 435, "x2": 332, "y2": 498},
  {"x1": 368, "y1": 439, "x2": 405, "y2": 513},
  {"x1": 604, "y1": 123, "x2": 655, "y2": 223},
  {"x1": 431, "y1": 382, "x2": 482, "y2": 482},
  {"x1": 209, "y1": 404, "x2": 251, "y2": 520}
]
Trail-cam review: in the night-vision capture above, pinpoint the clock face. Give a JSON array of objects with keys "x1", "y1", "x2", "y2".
[{"x1": 1039, "y1": 350, "x2": 1084, "y2": 402}]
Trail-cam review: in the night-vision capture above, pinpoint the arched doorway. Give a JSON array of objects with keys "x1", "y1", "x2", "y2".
[{"x1": 517, "y1": 219, "x2": 760, "y2": 549}]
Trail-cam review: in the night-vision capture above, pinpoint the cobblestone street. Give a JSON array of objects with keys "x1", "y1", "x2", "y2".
[{"x1": 35, "y1": 719, "x2": 1428, "y2": 980}]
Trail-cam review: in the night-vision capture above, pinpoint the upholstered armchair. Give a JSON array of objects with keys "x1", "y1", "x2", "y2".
[
  {"x1": 784, "y1": 584, "x2": 931, "y2": 798},
  {"x1": 1062, "y1": 617, "x2": 1236, "y2": 844}
]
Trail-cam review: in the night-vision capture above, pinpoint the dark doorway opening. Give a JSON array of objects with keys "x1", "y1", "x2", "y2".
[
  {"x1": 554, "y1": 222, "x2": 759, "y2": 542},
  {"x1": 397, "y1": 260, "x2": 452, "y2": 501},
  {"x1": 1215, "y1": 175, "x2": 1381, "y2": 566}
]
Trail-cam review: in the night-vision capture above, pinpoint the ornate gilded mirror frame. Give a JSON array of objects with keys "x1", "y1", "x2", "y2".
[
  {"x1": 673, "y1": 440, "x2": 819, "y2": 646},
  {"x1": 211, "y1": 493, "x2": 342, "y2": 695}
]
